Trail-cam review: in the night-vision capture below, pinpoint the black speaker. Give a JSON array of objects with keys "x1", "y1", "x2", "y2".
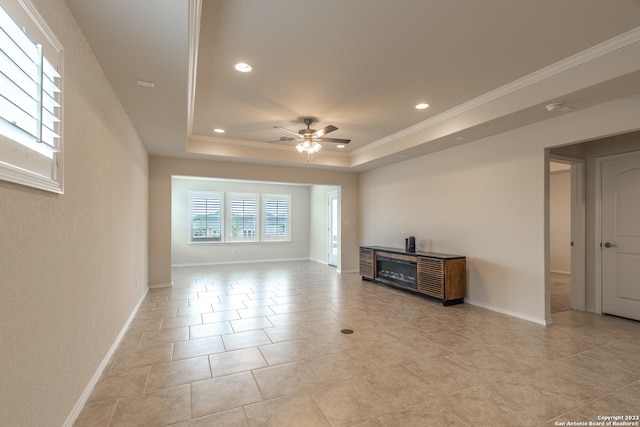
[{"x1": 406, "y1": 236, "x2": 416, "y2": 252}]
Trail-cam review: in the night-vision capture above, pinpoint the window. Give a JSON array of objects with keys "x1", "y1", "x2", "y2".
[
  {"x1": 263, "y1": 194, "x2": 290, "y2": 241},
  {"x1": 189, "y1": 191, "x2": 291, "y2": 244},
  {"x1": 228, "y1": 193, "x2": 257, "y2": 241},
  {"x1": 190, "y1": 192, "x2": 223, "y2": 242},
  {"x1": 0, "y1": 1, "x2": 63, "y2": 193}
]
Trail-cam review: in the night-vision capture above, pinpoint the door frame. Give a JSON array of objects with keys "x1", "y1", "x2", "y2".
[
  {"x1": 594, "y1": 150, "x2": 640, "y2": 314},
  {"x1": 549, "y1": 154, "x2": 586, "y2": 312}
]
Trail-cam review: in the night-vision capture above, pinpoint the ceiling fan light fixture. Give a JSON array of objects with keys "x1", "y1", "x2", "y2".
[{"x1": 296, "y1": 140, "x2": 322, "y2": 160}]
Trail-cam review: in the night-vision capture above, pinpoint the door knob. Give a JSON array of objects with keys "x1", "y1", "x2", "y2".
[{"x1": 604, "y1": 242, "x2": 618, "y2": 248}]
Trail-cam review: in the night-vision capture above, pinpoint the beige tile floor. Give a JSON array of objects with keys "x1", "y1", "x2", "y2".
[
  {"x1": 550, "y1": 272, "x2": 571, "y2": 314},
  {"x1": 74, "y1": 261, "x2": 640, "y2": 427}
]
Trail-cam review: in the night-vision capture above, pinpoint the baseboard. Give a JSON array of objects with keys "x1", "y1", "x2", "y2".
[
  {"x1": 464, "y1": 298, "x2": 550, "y2": 326},
  {"x1": 63, "y1": 289, "x2": 149, "y2": 427},
  {"x1": 172, "y1": 257, "x2": 310, "y2": 268},
  {"x1": 550, "y1": 269, "x2": 571, "y2": 275},
  {"x1": 149, "y1": 282, "x2": 173, "y2": 289}
]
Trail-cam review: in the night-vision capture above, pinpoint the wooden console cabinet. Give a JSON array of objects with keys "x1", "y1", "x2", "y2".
[{"x1": 360, "y1": 246, "x2": 466, "y2": 305}]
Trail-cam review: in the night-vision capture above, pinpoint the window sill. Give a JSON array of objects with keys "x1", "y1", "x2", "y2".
[{"x1": 188, "y1": 240, "x2": 291, "y2": 246}]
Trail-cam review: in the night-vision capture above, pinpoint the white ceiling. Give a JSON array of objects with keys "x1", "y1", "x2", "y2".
[{"x1": 64, "y1": 0, "x2": 640, "y2": 171}]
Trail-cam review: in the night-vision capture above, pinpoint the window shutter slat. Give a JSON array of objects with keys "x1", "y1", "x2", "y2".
[
  {"x1": 0, "y1": 24, "x2": 38, "y2": 78},
  {"x1": 0, "y1": 93, "x2": 38, "y2": 136},
  {"x1": 0, "y1": 40, "x2": 38, "y2": 93},
  {"x1": 42, "y1": 56, "x2": 60, "y2": 79},
  {"x1": 0, "y1": 7, "x2": 39, "y2": 61}
]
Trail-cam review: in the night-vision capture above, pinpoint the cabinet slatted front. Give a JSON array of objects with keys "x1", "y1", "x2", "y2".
[
  {"x1": 417, "y1": 257, "x2": 445, "y2": 299},
  {"x1": 360, "y1": 246, "x2": 466, "y2": 305},
  {"x1": 359, "y1": 247, "x2": 374, "y2": 279}
]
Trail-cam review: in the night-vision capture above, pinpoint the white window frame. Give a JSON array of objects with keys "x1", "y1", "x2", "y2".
[
  {"x1": 262, "y1": 194, "x2": 291, "y2": 242},
  {"x1": 0, "y1": 0, "x2": 63, "y2": 193},
  {"x1": 190, "y1": 191, "x2": 224, "y2": 243},
  {"x1": 227, "y1": 192, "x2": 258, "y2": 242}
]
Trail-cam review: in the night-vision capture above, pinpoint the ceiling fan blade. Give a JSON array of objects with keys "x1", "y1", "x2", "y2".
[
  {"x1": 273, "y1": 126, "x2": 302, "y2": 138},
  {"x1": 315, "y1": 137, "x2": 350, "y2": 144},
  {"x1": 313, "y1": 125, "x2": 338, "y2": 138}
]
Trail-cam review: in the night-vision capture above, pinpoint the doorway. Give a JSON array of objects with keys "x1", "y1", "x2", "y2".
[
  {"x1": 328, "y1": 191, "x2": 338, "y2": 266},
  {"x1": 548, "y1": 155, "x2": 586, "y2": 316}
]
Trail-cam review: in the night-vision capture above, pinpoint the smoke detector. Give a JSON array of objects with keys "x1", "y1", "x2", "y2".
[{"x1": 545, "y1": 103, "x2": 564, "y2": 112}]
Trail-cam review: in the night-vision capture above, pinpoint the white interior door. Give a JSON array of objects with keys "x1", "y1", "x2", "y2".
[
  {"x1": 328, "y1": 191, "x2": 338, "y2": 266},
  {"x1": 601, "y1": 152, "x2": 640, "y2": 321}
]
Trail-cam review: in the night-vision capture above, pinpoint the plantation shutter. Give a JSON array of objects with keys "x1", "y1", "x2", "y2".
[
  {"x1": 0, "y1": 5, "x2": 60, "y2": 157},
  {"x1": 264, "y1": 195, "x2": 290, "y2": 238},
  {"x1": 229, "y1": 193, "x2": 257, "y2": 240},
  {"x1": 191, "y1": 192, "x2": 222, "y2": 241}
]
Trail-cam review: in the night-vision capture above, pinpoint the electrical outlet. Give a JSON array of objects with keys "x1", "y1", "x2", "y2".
[{"x1": 135, "y1": 276, "x2": 139, "y2": 288}]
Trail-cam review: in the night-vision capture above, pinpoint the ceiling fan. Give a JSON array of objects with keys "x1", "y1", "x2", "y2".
[{"x1": 274, "y1": 118, "x2": 351, "y2": 145}]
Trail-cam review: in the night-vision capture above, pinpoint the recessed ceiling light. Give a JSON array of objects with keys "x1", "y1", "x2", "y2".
[
  {"x1": 213, "y1": 128, "x2": 225, "y2": 133},
  {"x1": 337, "y1": 144, "x2": 346, "y2": 149},
  {"x1": 415, "y1": 103, "x2": 429, "y2": 110},
  {"x1": 234, "y1": 63, "x2": 252, "y2": 73}
]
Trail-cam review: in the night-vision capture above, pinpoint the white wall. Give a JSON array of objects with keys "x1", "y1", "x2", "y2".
[
  {"x1": 549, "y1": 169, "x2": 571, "y2": 273},
  {"x1": 360, "y1": 95, "x2": 640, "y2": 324},
  {"x1": 171, "y1": 177, "x2": 311, "y2": 266},
  {"x1": 0, "y1": 0, "x2": 149, "y2": 424},
  {"x1": 360, "y1": 129, "x2": 547, "y2": 323}
]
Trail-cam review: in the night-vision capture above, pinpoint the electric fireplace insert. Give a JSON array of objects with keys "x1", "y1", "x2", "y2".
[{"x1": 376, "y1": 255, "x2": 417, "y2": 289}]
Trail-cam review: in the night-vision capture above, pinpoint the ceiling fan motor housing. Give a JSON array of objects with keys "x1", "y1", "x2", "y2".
[{"x1": 300, "y1": 118, "x2": 316, "y2": 136}]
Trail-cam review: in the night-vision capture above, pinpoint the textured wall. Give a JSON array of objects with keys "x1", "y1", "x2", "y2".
[{"x1": 0, "y1": 0, "x2": 149, "y2": 425}]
